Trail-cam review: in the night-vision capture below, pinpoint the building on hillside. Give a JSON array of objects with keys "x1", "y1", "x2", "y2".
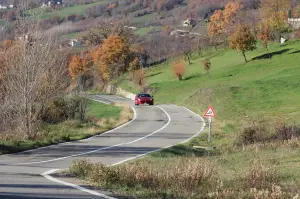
[
  {"x1": 0, "y1": 5, "x2": 7, "y2": 9},
  {"x1": 41, "y1": 0, "x2": 63, "y2": 8},
  {"x1": 182, "y1": 18, "x2": 198, "y2": 28},
  {"x1": 68, "y1": 39, "x2": 82, "y2": 47},
  {"x1": 287, "y1": 9, "x2": 300, "y2": 29},
  {"x1": 170, "y1": 29, "x2": 200, "y2": 37},
  {"x1": 288, "y1": 18, "x2": 300, "y2": 29},
  {"x1": 170, "y1": 29, "x2": 190, "y2": 37}
]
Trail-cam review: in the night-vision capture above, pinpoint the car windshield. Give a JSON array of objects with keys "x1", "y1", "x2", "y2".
[{"x1": 139, "y1": 94, "x2": 151, "y2": 98}]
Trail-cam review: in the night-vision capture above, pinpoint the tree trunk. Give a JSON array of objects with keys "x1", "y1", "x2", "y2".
[
  {"x1": 214, "y1": 45, "x2": 217, "y2": 51},
  {"x1": 266, "y1": 46, "x2": 271, "y2": 59},
  {"x1": 242, "y1": 51, "x2": 248, "y2": 63},
  {"x1": 178, "y1": 74, "x2": 182, "y2": 81},
  {"x1": 187, "y1": 53, "x2": 191, "y2": 65}
]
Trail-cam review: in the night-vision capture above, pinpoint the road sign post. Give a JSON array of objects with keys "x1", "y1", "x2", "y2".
[
  {"x1": 208, "y1": 117, "x2": 212, "y2": 142},
  {"x1": 204, "y1": 106, "x2": 216, "y2": 143}
]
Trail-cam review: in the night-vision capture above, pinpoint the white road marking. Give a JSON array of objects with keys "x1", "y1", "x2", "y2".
[
  {"x1": 42, "y1": 106, "x2": 206, "y2": 198},
  {"x1": 42, "y1": 169, "x2": 117, "y2": 199},
  {"x1": 180, "y1": 107, "x2": 206, "y2": 144},
  {"x1": 89, "y1": 96, "x2": 111, "y2": 104},
  {"x1": 15, "y1": 106, "x2": 168, "y2": 166},
  {"x1": 113, "y1": 95, "x2": 130, "y2": 100}
]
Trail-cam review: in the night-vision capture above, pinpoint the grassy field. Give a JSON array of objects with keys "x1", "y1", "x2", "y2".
[
  {"x1": 121, "y1": 40, "x2": 300, "y2": 129},
  {"x1": 71, "y1": 40, "x2": 300, "y2": 198},
  {"x1": 0, "y1": 100, "x2": 132, "y2": 155},
  {"x1": 27, "y1": 1, "x2": 108, "y2": 19}
]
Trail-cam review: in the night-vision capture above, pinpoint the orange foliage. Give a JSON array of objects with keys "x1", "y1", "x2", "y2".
[
  {"x1": 202, "y1": 59, "x2": 211, "y2": 72},
  {"x1": 108, "y1": 3, "x2": 117, "y2": 10},
  {"x1": 208, "y1": 1, "x2": 240, "y2": 37},
  {"x1": 92, "y1": 35, "x2": 130, "y2": 81},
  {"x1": 258, "y1": 22, "x2": 272, "y2": 49},
  {"x1": 293, "y1": 4, "x2": 300, "y2": 18},
  {"x1": 172, "y1": 60, "x2": 185, "y2": 81},
  {"x1": 129, "y1": 57, "x2": 140, "y2": 71},
  {"x1": 208, "y1": 10, "x2": 224, "y2": 36},
  {"x1": 133, "y1": 69, "x2": 146, "y2": 87},
  {"x1": 68, "y1": 54, "x2": 91, "y2": 79}
]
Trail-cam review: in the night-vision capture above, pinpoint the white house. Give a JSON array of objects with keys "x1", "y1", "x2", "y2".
[
  {"x1": 288, "y1": 18, "x2": 300, "y2": 29},
  {"x1": 0, "y1": 5, "x2": 7, "y2": 9},
  {"x1": 68, "y1": 39, "x2": 82, "y2": 47}
]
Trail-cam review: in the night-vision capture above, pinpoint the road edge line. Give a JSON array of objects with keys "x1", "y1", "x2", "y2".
[
  {"x1": 42, "y1": 169, "x2": 117, "y2": 199},
  {"x1": 42, "y1": 106, "x2": 205, "y2": 199},
  {"x1": 180, "y1": 107, "x2": 206, "y2": 144},
  {"x1": 16, "y1": 106, "x2": 168, "y2": 166}
]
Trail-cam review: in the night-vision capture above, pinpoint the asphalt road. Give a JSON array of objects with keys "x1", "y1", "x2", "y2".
[{"x1": 0, "y1": 95, "x2": 205, "y2": 199}]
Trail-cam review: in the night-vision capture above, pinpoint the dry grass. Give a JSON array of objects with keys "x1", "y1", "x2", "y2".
[
  {"x1": 241, "y1": 163, "x2": 278, "y2": 190},
  {"x1": 70, "y1": 157, "x2": 217, "y2": 198}
]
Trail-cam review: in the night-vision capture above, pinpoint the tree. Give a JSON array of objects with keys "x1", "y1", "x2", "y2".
[
  {"x1": 260, "y1": 0, "x2": 290, "y2": 43},
  {"x1": 172, "y1": 60, "x2": 185, "y2": 81},
  {"x1": 92, "y1": 35, "x2": 131, "y2": 82},
  {"x1": 175, "y1": 36, "x2": 196, "y2": 65},
  {"x1": 0, "y1": 19, "x2": 69, "y2": 139},
  {"x1": 293, "y1": 4, "x2": 300, "y2": 18},
  {"x1": 80, "y1": 20, "x2": 134, "y2": 47},
  {"x1": 68, "y1": 55, "x2": 90, "y2": 79},
  {"x1": 228, "y1": 25, "x2": 257, "y2": 63},
  {"x1": 202, "y1": 59, "x2": 212, "y2": 72},
  {"x1": 258, "y1": 22, "x2": 272, "y2": 58},
  {"x1": 208, "y1": 1, "x2": 240, "y2": 39}
]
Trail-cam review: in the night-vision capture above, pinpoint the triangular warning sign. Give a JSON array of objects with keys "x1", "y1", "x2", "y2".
[{"x1": 204, "y1": 106, "x2": 216, "y2": 117}]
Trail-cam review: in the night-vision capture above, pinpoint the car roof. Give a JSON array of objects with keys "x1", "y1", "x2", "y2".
[{"x1": 137, "y1": 93, "x2": 151, "y2": 96}]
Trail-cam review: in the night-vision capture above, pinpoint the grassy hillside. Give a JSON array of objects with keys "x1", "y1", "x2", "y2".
[
  {"x1": 28, "y1": 1, "x2": 108, "y2": 19},
  {"x1": 70, "y1": 41, "x2": 300, "y2": 199},
  {"x1": 121, "y1": 41, "x2": 300, "y2": 131}
]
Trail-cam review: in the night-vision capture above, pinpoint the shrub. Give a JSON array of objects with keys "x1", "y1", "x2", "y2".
[
  {"x1": 69, "y1": 159, "x2": 93, "y2": 178},
  {"x1": 172, "y1": 60, "x2": 185, "y2": 81},
  {"x1": 133, "y1": 69, "x2": 146, "y2": 87},
  {"x1": 41, "y1": 95, "x2": 88, "y2": 124},
  {"x1": 202, "y1": 58, "x2": 212, "y2": 72},
  {"x1": 236, "y1": 124, "x2": 269, "y2": 145},
  {"x1": 69, "y1": 158, "x2": 216, "y2": 197},
  {"x1": 274, "y1": 124, "x2": 300, "y2": 141}
]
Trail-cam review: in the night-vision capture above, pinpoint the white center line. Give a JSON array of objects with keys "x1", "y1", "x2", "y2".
[{"x1": 15, "y1": 106, "x2": 170, "y2": 166}]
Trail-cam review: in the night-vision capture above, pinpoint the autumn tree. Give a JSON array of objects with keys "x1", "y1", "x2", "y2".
[
  {"x1": 293, "y1": 4, "x2": 300, "y2": 18},
  {"x1": 92, "y1": 35, "x2": 131, "y2": 82},
  {"x1": 258, "y1": 22, "x2": 272, "y2": 58},
  {"x1": 208, "y1": 1, "x2": 240, "y2": 46},
  {"x1": 228, "y1": 25, "x2": 257, "y2": 63},
  {"x1": 202, "y1": 59, "x2": 212, "y2": 72},
  {"x1": 80, "y1": 20, "x2": 134, "y2": 47},
  {"x1": 260, "y1": 0, "x2": 290, "y2": 43},
  {"x1": 172, "y1": 60, "x2": 185, "y2": 81},
  {"x1": 68, "y1": 55, "x2": 91, "y2": 79},
  {"x1": 133, "y1": 69, "x2": 146, "y2": 88}
]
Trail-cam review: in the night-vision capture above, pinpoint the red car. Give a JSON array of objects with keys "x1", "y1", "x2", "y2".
[{"x1": 135, "y1": 93, "x2": 154, "y2": 106}]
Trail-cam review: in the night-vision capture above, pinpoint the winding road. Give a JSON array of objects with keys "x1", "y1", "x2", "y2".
[{"x1": 0, "y1": 95, "x2": 205, "y2": 199}]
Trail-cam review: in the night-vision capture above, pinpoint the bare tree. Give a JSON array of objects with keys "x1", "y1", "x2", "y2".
[{"x1": 0, "y1": 17, "x2": 69, "y2": 139}]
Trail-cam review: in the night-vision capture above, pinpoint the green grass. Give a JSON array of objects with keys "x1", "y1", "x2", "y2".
[
  {"x1": 27, "y1": 1, "x2": 109, "y2": 19},
  {"x1": 121, "y1": 41, "x2": 300, "y2": 127},
  {"x1": 0, "y1": 100, "x2": 124, "y2": 155},
  {"x1": 131, "y1": 14, "x2": 155, "y2": 25},
  {"x1": 104, "y1": 41, "x2": 300, "y2": 198},
  {"x1": 135, "y1": 26, "x2": 161, "y2": 36},
  {"x1": 61, "y1": 32, "x2": 79, "y2": 39}
]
